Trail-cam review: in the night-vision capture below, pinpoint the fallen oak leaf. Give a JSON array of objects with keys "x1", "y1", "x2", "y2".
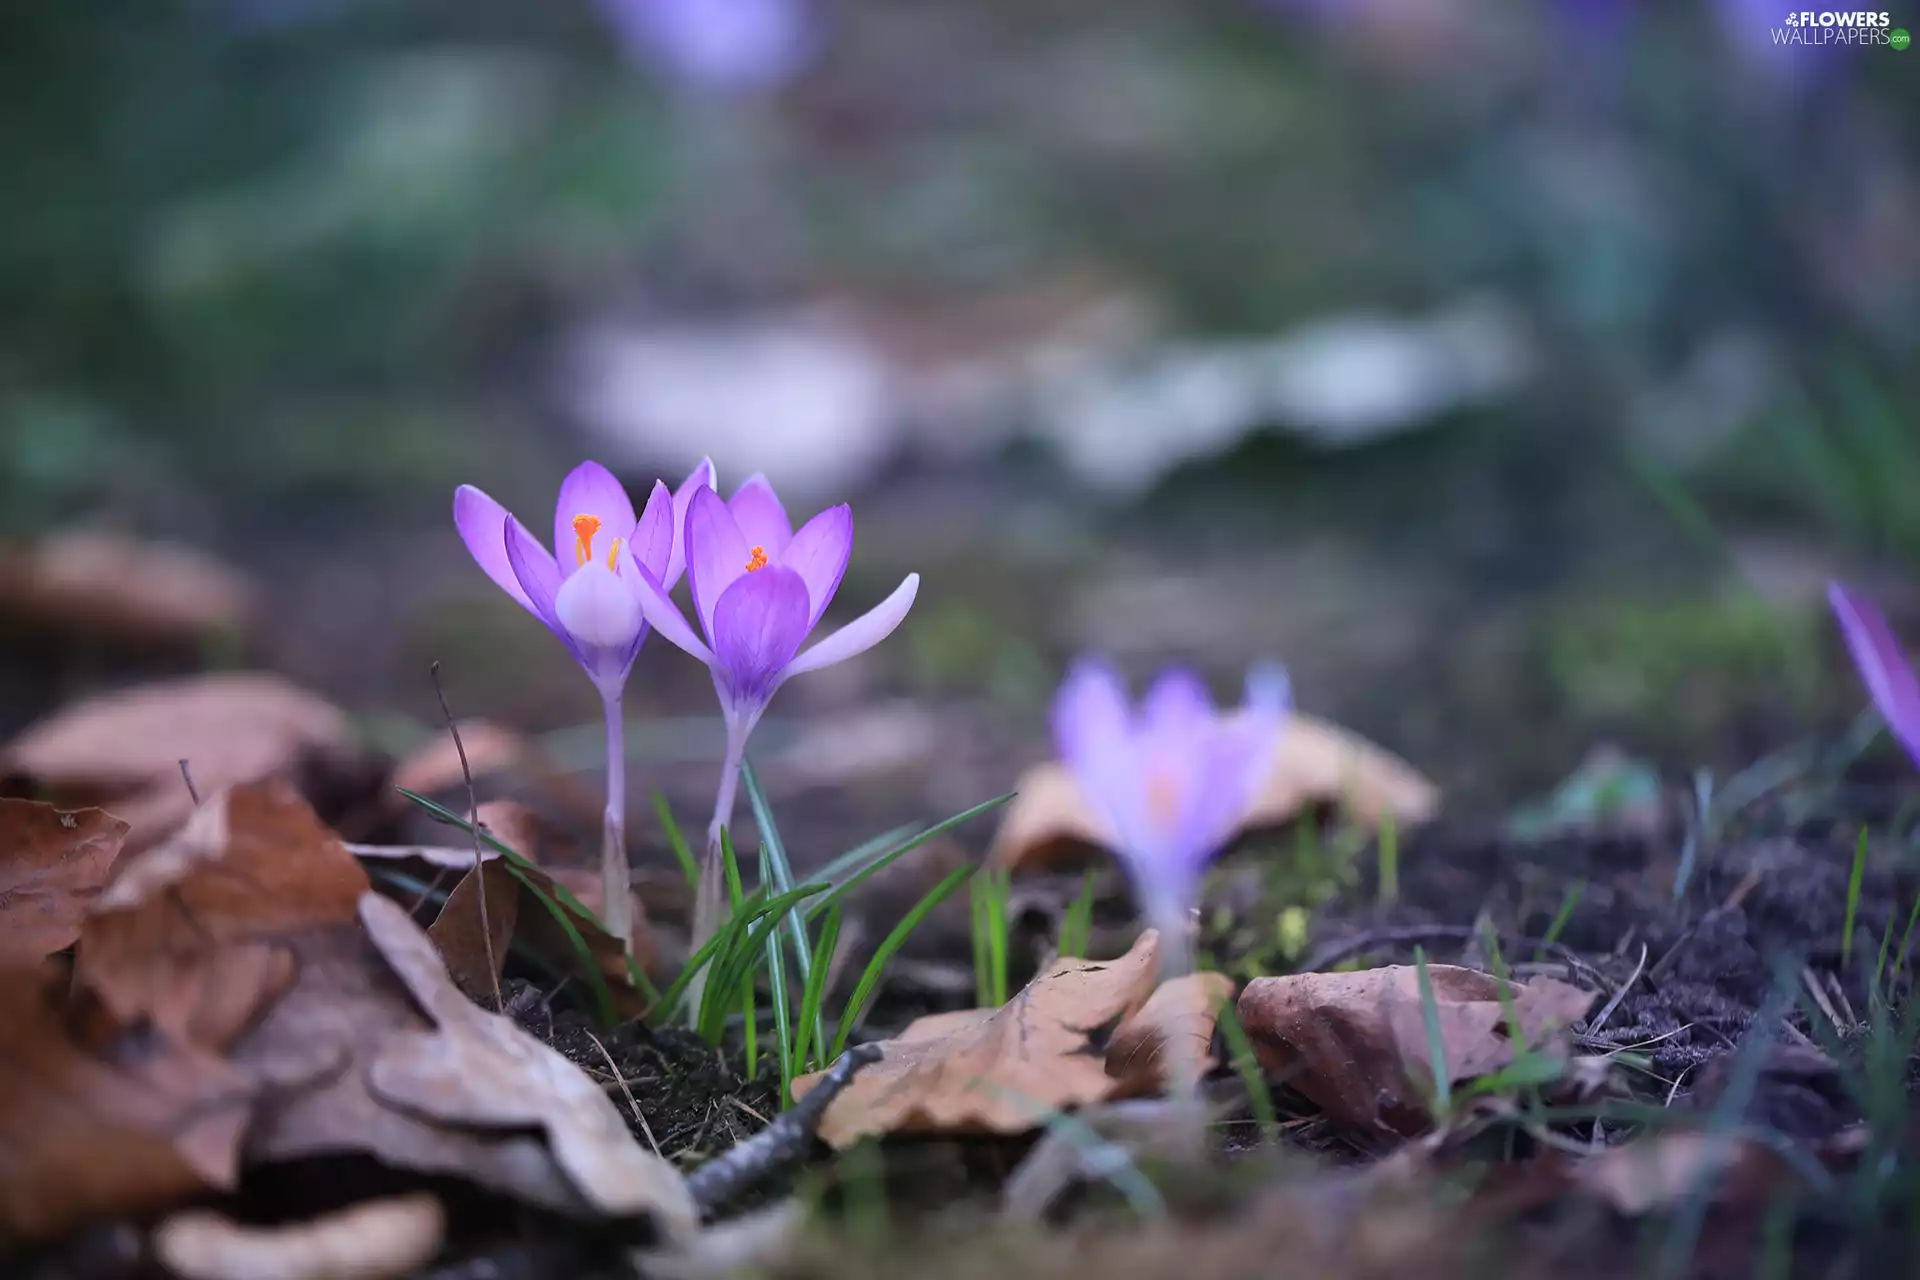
[
  {"x1": 425, "y1": 800, "x2": 655, "y2": 1011},
  {"x1": 72, "y1": 781, "x2": 371, "y2": 1052},
  {"x1": 0, "y1": 966, "x2": 256, "y2": 1239},
  {"x1": 0, "y1": 799, "x2": 129, "y2": 963},
  {"x1": 358, "y1": 892, "x2": 697, "y2": 1233},
  {"x1": 153, "y1": 1193, "x2": 446, "y2": 1280},
  {"x1": 987, "y1": 712, "x2": 1439, "y2": 874},
  {"x1": 1105, "y1": 971, "x2": 1235, "y2": 1095},
  {"x1": 789, "y1": 929, "x2": 1164, "y2": 1147},
  {"x1": 2, "y1": 672, "x2": 357, "y2": 853},
  {"x1": 0, "y1": 531, "x2": 256, "y2": 652},
  {"x1": 228, "y1": 921, "x2": 603, "y2": 1218},
  {"x1": 1237, "y1": 964, "x2": 1596, "y2": 1135}
]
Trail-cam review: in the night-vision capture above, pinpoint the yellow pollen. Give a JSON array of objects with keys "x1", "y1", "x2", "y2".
[
  {"x1": 745, "y1": 545, "x2": 768, "y2": 573},
  {"x1": 572, "y1": 514, "x2": 602, "y2": 568},
  {"x1": 1146, "y1": 769, "x2": 1182, "y2": 829},
  {"x1": 606, "y1": 536, "x2": 623, "y2": 572}
]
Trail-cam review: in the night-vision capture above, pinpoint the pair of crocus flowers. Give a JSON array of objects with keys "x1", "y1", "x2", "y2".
[{"x1": 454, "y1": 460, "x2": 919, "y2": 954}]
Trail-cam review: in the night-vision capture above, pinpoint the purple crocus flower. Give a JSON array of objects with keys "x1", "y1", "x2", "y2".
[
  {"x1": 596, "y1": 0, "x2": 816, "y2": 96},
  {"x1": 1051, "y1": 659, "x2": 1291, "y2": 976},
  {"x1": 453, "y1": 458, "x2": 716, "y2": 950},
  {"x1": 1828, "y1": 581, "x2": 1920, "y2": 771},
  {"x1": 632, "y1": 475, "x2": 919, "y2": 952}
]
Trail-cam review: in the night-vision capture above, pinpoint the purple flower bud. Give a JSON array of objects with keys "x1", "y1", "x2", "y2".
[
  {"x1": 1829, "y1": 581, "x2": 1920, "y2": 771},
  {"x1": 596, "y1": 0, "x2": 816, "y2": 96}
]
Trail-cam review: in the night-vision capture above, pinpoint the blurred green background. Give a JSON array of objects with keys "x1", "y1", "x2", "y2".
[{"x1": 3, "y1": 0, "x2": 1918, "y2": 809}]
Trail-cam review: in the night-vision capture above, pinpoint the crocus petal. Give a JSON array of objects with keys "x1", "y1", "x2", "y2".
[
  {"x1": 632, "y1": 480, "x2": 676, "y2": 583},
  {"x1": 629, "y1": 554, "x2": 715, "y2": 665},
  {"x1": 505, "y1": 516, "x2": 588, "y2": 667},
  {"x1": 1830, "y1": 581, "x2": 1920, "y2": 770},
  {"x1": 453, "y1": 485, "x2": 535, "y2": 613},
  {"x1": 783, "y1": 573, "x2": 919, "y2": 680},
  {"x1": 1140, "y1": 667, "x2": 1215, "y2": 741},
  {"x1": 711, "y1": 565, "x2": 812, "y2": 708},
  {"x1": 780, "y1": 504, "x2": 852, "y2": 628},
  {"x1": 666, "y1": 457, "x2": 717, "y2": 586},
  {"x1": 1051, "y1": 658, "x2": 1133, "y2": 781},
  {"x1": 686, "y1": 486, "x2": 754, "y2": 643},
  {"x1": 728, "y1": 473, "x2": 794, "y2": 557},
  {"x1": 552, "y1": 460, "x2": 638, "y2": 567},
  {"x1": 553, "y1": 559, "x2": 645, "y2": 682}
]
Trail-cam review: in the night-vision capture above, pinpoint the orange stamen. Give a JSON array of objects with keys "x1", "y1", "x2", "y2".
[
  {"x1": 745, "y1": 545, "x2": 768, "y2": 572},
  {"x1": 572, "y1": 514, "x2": 602, "y2": 568},
  {"x1": 1147, "y1": 769, "x2": 1182, "y2": 830},
  {"x1": 606, "y1": 537, "x2": 623, "y2": 572}
]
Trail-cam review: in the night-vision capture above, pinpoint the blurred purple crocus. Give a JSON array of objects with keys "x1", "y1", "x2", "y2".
[
  {"x1": 634, "y1": 476, "x2": 920, "y2": 954},
  {"x1": 1828, "y1": 581, "x2": 1920, "y2": 771},
  {"x1": 453, "y1": 458, "x2": 716, "y2": 950},
  {"x1": 1052, "y1": 659, "x2": 1291, "y2": 977},
  {"x1": 596, "y1": 0, "x2": 816, "y2": 96}
]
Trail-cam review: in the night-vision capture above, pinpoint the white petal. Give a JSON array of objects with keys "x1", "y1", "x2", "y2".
[{"x1": 554, "y1": 561, "x2": 642, "y2": 651}]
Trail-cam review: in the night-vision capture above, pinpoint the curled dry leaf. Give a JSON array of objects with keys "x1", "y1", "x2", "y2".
[
  {"x1": 358, "y1": 892, "x2": 697, "y2": 1232},
  {"x1": 1237, "y1": 964, "x2": 1596, "y2": 1135},
  {"x1": 73, "y1": 781, "x2": 371, "y2": 1052},
  {"x1": 986, "y1": 712, "x2": 1439, "y2": 873},
  {"x1": 153, "y1": 1193, "x2": 446, "y2": 1280},
  {"x1": 426, "y1": 800, "x2": 655, "y2": 1009},
  {"x1": 1104, "y1": 971, "x2": 1235, "y2": 1094},
  {"x1": 0, "y1": 966, "x2": 256, "y2": 1239},
  {"x1": 2, "y1": 672, "x2": 354, "y2": 852},
  {"x1": 788, "y1": 930, "x2": 1164, "y2": 1148},
  {"x1": 0, "y1": 799, "x2": 129, "y2": 963},
  {"x1": 0, "y1": 532, "x2": 256, "y2": 651}
]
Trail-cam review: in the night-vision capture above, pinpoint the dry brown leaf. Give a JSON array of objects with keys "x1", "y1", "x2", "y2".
[
  {"x1": 425, "y1": 801, "x2": 655, "y2": 1007},
  {"x1": 0, "y1": 800, "x2": 129, "y2": 963},
  {"x1": 2, "y1": 672, "x2": 353, "y2": 852},
  {"x1": 1576, "y1": 1133, "x2": 1783, "y2": 1215},
  {"x1": 391, "y1": 720, "x2": 529, "y2": 796},
  {"x1": 1105, "y1": 971, "x2": 1235, "y2": 1094},
  {"x1": 73, "y1": 781, "x2": 371, "y2": 1051},
  {"x1": 1237, "y1": 964, "x2": 1596, "y2": 1134},
  {"x1": 227, "y1": 921, "x2": 601, "y2": 1218},
  {"x1": 0, "y1": 532, "x2": 256, "y2": 651},
  {"x1": 358, "y1": 892, "x2": 697, "y2": 1232},
  {"x1": 153, "y1": 1193, "x2": 446, "y2": 1280},
  {"x1": 986, "y1": 712, "x2": 1439, "y2": 873},
  {"x1": 789, "y1": 930, "x2": 1164, "y2": 1147},
  {"x1": 0, "y1": 966, "x2": 256, "y2": 1239}
]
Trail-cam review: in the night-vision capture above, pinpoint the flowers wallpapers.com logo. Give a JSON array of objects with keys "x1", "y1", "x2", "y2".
[{"x1": 1772, "y1": 10, "x2": 1907, "y2": 44}]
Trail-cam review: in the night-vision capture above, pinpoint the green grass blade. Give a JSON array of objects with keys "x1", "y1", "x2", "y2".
[
  {"x1": 652, "y1": 881, "x2": 828, "y2": 1025},
  {"x1": 1413, "y1": 946, "x2": 1451, "y2": 1124},
  {"x1": 833, "y1": 864, "x2": 975, "y2": 1060},
  {"x1": 760, "y1": 841, "x2": 793, "y2": 1097},
  {"x1": 803, "y1": 794, "x2": 1013, "y2": 923},
  {"x1": 812, "y1": 823, "x2": 921, "y2": 887},
  {"x1": 985, "y1": 869, "x2": 1010, "y2": 1006},
  {"x1": 791, "y1": 904, "x2": 841, "y2": 1081},
  {"x1": 1377, "y1": 811, "x2": 1399, "y2": 905},
  {"x1": 1059, "y1": 869, "x2": 1095, "y2": 959},
  {"x1": 1214, "y1": 997, "x2": 1278, "y2": 1145},
  {"x1": 740, "y1": 757, "x2": 823, "y2": 1061},
  {"x1": 1843, "y1": 827, "x2": 1868, "y2": 967},
  {"x1": 971, "y1": 872, "x2": 991, "y2": 1007},
  {"x1": 1536, "y1": 880, "x2": 1584, "y2": 960},
  {"x1": 653, "y1": 790, "x2": 699, "y2": 888}
]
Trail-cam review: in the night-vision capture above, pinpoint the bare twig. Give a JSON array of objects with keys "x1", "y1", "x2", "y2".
[
  {"x1": 584, "y1": 1028, "x2": 662, "y2": 1158},
  {"x1": 429, "y1": 661, "x2": 501, "y2": 1012},
  {"x1": 1586, "y1": 942, "x2": 1648, "y2": 1037},
  {"x1": 178, "y1": 758, "x2": 201, "y2": 806},
  {"x1": 685, "y1": 1044, "x2": 883, "y2": 1216}
]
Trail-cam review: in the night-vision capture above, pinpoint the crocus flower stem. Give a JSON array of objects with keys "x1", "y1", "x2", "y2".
[{"x1": 601, "y1": 687, "x2": 632, "y2": 949}]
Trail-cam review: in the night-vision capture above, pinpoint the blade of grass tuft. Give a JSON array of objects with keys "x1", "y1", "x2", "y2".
[
  {"x1": 1843, "y1": 827, "x2": 1868, "y2": 968},
  {"x1": 803, "y1": 794, "x2": 1013, "y2": 923},
  {"x1": 1377, "y1": 812, "x2": 1399, "y2": 905},
  {"x1": 760, "y1": 841, "x2": 793, "y2": 1095},
  {"x1": 1412, "y1": 946, "x2": 1452, "y2": 1125},
  {"x1": 741, "y1": 758, "x2": 822, "y2": 1063},
  {"x1": 1059, "y1": 868, "x2": 1096, "y2": 959},
  {"x1": 653, "y1": 790, "x2": 699, "y2": 888},
  {"x1": 790, "y1": 904, "x2": 842, "y2": 1083},
  {"x1": 1214, "y1": 997, "x2": 1278, "y2": 1145},
  {"x1": 833, "y1": 864, "x2": 975, "y2": 1060},
  {"x1": 1537, "y1": 881, "x2": 1584, "y2": 959}
]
